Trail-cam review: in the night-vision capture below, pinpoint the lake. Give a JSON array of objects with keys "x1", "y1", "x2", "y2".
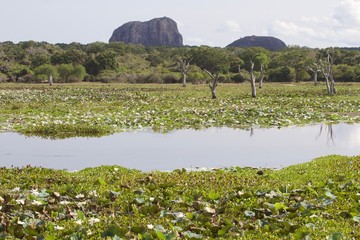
[{"x1": 1, "y1": 123, "x2": 359, "y2": 171}]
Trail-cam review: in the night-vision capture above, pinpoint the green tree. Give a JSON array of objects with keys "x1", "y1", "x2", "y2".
[
  {"x1": 34, "y1": 64, "x2": 58, "y2": 85},
  {"x1": 71, "y1": 65, "x2": 86, "y2": 82},
  {"x1": 191, "y1": 46, "x2": 230, "y2": 98},
  {"x1": 85, "y1": 50, "x2": 118, "y2": 76},
  {"x1": 58, "y1": 64, "x2": 74, "y2": 82},
  {"x1": 58, "y1": 64, "x2": 86, "y2": 82}
]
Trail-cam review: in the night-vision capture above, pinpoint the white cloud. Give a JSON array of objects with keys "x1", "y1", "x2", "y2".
[
  {"x1": 267, "y1": 0, "x2": 360, "y2": 47},
  {"x1": 184, "y1": 37, "x2": 214, "y2": 46},
  {"x1": 333, "y1": 0, "x2": 360, "y2": 26},
  {"x1": 218, "y1": 20, "x2": 241, "y2": 33}
]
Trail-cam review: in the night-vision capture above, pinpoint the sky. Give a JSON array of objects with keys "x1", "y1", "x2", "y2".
[{"x1": 1, "y1": 0, "x2": 360, "y2": 48}]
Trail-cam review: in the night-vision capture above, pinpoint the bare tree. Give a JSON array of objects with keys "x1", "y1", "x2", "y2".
[
  {"x1": 178, "y1": 57, "x2": 192, "y2": 87},
  {"x1": 307, "y1": 63, "x2": 321, "y2": 85},
  {"x1": 249, "y1": 61, "x2": 256, "y2": 98},
  {"x1": 239, "y1": 61, "x2": 256, "y2": 98},
  {"x1": 204, "y1": 70, "x2": 219, "y2": 99},
  {"x1": 259, "y1": 63, "x2": 265, "y2": 89},
  {"x1": 320, "y1": 52, "x2": 336, "y2": 95}
]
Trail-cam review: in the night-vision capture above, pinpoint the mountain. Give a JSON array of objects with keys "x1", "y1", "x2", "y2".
[
  {"x1": 109, "y1": 17, "x2": 183, "y2": 47},
  {"x1": 227, "y1": 36, "x2": 287, "y2": 51}
]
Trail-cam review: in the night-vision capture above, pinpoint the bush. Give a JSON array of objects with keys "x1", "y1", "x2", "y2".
[
  {"x1": 231, "y1": 73, "x2": 246, "y2": 83},
  {"x1": 333, "y1": 64, "x2": 356, "y2": 82},
  {"x1": 0, "y1": 72, "x2": 8, "y2": 82},
  {"x1": 268, "y1": 67, "x2": 295, "y2": 82},
  {"x1": 163, "y1": 74, "x2": 180, "y2": 84}
]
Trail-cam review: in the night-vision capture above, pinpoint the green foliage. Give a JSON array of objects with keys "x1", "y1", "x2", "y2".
[
  {"x1": 268, "y1": 67, "x2": 296, "y2": 82},
  {"x1": 34, "y1": 64, "x2": 58, "y2": 81},
  {"x1": 333, "y1": 64, "x2": 357, "y2": 82},
  {"x1": 0, "y1": 155, "x2": 359, "y2": 239},
  {"x1": 190, "y1": 46, "x2": 230, "y2": 73},
  {"x1": 2, "y1": 41, "x2": 360, "y2": 82},
  {"x1": 58, "y1": 64, "x2": 86, "y2": 82}
]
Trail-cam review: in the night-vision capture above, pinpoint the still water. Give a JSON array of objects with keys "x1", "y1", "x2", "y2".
[{"x1": 1, "y1": 123, "x2": 359, "y2": 171}]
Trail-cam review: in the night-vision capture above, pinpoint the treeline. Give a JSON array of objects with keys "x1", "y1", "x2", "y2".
[{"x1": 0, "y1": 40, "x2": 360, "y2": 84}]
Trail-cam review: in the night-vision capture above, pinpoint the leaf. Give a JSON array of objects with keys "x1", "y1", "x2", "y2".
[
  {"x1": 186, "y1": 212, "x2": 194, "y2": 220},
  {"x1": 154, "y1": 225, "x2": 166, "y2": 232},
  {"x1": 131, "y1": 226, "x2": 145, "y2": 234},
  {"x1": 208, "y1": 191, "x2": 220, "y2": 201},
  {"x1": 204, "y1": 207, "x2": 216, "y2": 214},
  {"x1": 274, "y1": 202, "x2": 287, "y2": 210},
  {"x1": 244, "y1": 210, "x2": 255, "y2": 217},
  {"x1": 325, "y1": 191, "x2": 337, "y2": 200},
  {"x1": 155, "y1": 231, "x2": 166, "y2": 240},
  {"x1": 134, "y1": 197, "x2": 145, "y2": 205},
  {"x1": 306, "y1": 186, "x2": 318, "y2": 196},
  {"x1": 353, "y1": 216, "x2": 360, "y2": 222},
  {"x1": 328, "y1": 232, "x2": 342, "y2": 240},
  {"x1": 95, "y1": 177, "x2": 106, "y2": 186},
  {"x1": 182, "y1": 231, "x2": 203, "y2": 239}
]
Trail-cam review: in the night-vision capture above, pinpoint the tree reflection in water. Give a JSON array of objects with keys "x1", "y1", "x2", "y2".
[{"x1": 317, "y1": 124, "x2": 334, "y2": 144}]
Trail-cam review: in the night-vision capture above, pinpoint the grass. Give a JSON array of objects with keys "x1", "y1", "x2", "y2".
[
  {"x1": 0, "y1": 82, "x2": 360, "y2": 138},
  {"x1": 0, "y1": 82, "x2": 360, "y2": 239}
]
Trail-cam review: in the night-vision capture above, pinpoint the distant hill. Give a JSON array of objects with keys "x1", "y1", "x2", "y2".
[
  {"x1": 109, "y1": 17, "x2": 183, "y2": 47},
  {"x1": 227, "y1": 36, "x2": 287, "y2": 51}
]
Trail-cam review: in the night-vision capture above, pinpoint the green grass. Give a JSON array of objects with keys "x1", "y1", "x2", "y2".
[
  {"x1": 0, "y1": 155, "x2": 359, "y2": 239},
  {"x1": 0, "y1": 82, "x2": 360, "y2": 138}
]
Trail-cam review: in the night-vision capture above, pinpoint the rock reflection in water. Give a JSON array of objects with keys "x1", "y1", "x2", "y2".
[{"x1": 0, "y1": 123, "x2": 359, "y2": 171}]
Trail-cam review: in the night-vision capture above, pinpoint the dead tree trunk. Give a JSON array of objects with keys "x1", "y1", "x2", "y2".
[
  {"x1": 307, "y1": 64, "x2": 321, "y2": 85},
  {"x1": 239, "y1": 63, "x2": 257, "y2": 98},
  {"x1": 48, "y1": 75, "x2": 53, "y2": 86},
  {"x1": 249, "y1": 61, "x2": 256, "y2": 98},
  {"x1": 259, "y1": 64, "x2": 265, "y2": 89},
  {"x1": 179, "y1": 58, "x2": 191, "y2": 87},
  {"x1": 320, "y1": 53, "x2": 336, "y2": 95},
  {"x1": 204, "y1": 70, "x2": 219, "y2": 99}
]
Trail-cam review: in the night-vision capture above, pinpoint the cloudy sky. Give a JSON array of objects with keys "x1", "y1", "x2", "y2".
[{"x1": 1, "y1": 0, "x2": 359, "y2": 48}]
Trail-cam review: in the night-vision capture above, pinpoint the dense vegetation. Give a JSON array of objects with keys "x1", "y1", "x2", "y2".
[
  {"x1": 1, "y1": 41, "x2": 360, "y2": 84},
  {"x1": 0, "y1": 155, "x2": 359, "y2": 239},
  {"x1": 0, "y1": 83, "x2": 360, "y2": 138},
  {"x1": 1, "y1": 41, "x2": 360, "y2": 239}
]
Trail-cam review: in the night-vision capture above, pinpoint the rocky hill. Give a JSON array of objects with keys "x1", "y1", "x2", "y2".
[
  {"x1": 227, "y1": 36, "x2": 287, "y2": 51},
  {"x1": 109, "y1": 17, "x2": 183, "y2": 47}
]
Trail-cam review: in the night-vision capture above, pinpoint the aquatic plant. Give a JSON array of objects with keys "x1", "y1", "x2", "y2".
[
  {"x1": 0, "y1": 83, "x2": 359, "y2": 138},
  {"x1": 0, "y1": 155, "x2": 359, "y2": 239}
]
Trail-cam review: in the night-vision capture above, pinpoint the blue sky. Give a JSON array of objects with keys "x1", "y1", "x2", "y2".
[{"x1": 1, "y1": 0, "x2": 359, "y2": 48}]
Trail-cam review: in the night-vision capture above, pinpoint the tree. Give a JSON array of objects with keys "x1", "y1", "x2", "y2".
[
  {"x1": 34, "y1": 64, "x2": 58, "y2": 85},
  {"x1": 253, "y1": 53, "x2": 269, "y2": 89},
  {"x1": 190, "y1": 47, "x2": 230, "y2": 99},
  {"x1": 238, "y1": 61, "x2": 257, "y2": 98},
  {"x1": 58, "y1": 64, "x2": 86, "y2": 82},
  {"x1": 85, "y1": 50, "x2": 118, "y2": 76},
  {"x1": 58, "y1": 64, "x2": 73, "y2": 82},
  {"x1": 319, "y1": 52, "x2": 336, "y2": 95},
  {"x1": 249, "y1": 61, "x2": 256, "y2": 98},
  {"x1": 307, "y1": 63, "x2": 321, "y2": 85},
  {"x1": 178, "y1": 57, "x2": 192, "y2": 87}
]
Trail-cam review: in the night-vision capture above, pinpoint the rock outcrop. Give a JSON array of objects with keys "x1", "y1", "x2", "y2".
[
  {"x1": 227, "y1": 36, "x2": 287, "y2": 51},
  {"x1": 109, "y1": 17, "x2": 183, "y2": 47}
]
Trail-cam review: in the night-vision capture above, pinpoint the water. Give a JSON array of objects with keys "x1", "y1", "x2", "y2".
[{"x1": 1, "y1": 123, "x2": 359, "y2": 171}]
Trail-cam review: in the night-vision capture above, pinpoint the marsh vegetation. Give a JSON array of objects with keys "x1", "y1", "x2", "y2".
[{"x1": 0, "y1": 82, "x2": 360, "y2": 239}]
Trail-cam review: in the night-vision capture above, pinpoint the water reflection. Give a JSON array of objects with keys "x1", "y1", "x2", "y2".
[
  {"x1": 317, "y1": 124, "x2": 334, "y2": 144},
  {"x1": 0, "y1": 123, "x2": 359, "y2": 171}
]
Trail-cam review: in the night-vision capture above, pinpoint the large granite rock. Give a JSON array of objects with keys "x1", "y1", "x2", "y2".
[
  {"x1": 227, "y1": 36, "x2": 287, "y2": 51},
  {"x1": 109, "y1": 17, "x2": 183, "y2": 47}
]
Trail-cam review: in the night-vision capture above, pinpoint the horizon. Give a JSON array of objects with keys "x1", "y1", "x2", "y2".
[{"x1": 1, "y1": 0, "x2": 359, "y2": 48}]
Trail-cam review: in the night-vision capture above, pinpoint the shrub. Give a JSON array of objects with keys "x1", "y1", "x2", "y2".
[{"x1": 268, "y1": 67, "x2": 295, "y2": 82}]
